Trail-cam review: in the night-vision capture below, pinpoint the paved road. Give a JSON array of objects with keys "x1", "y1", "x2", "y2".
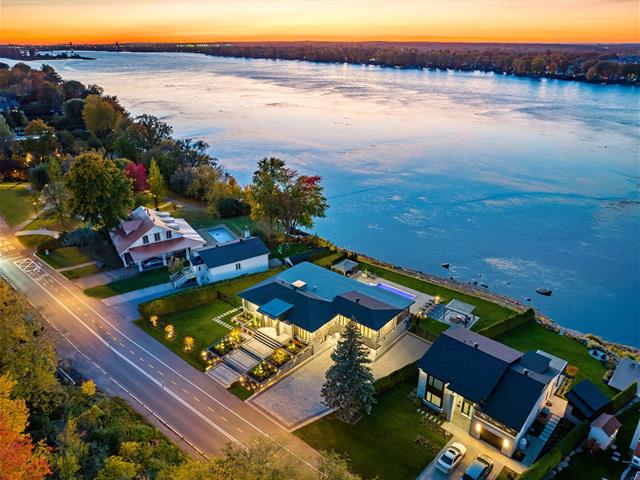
[{"x1": 0, "y1": 219, "x2": 318, "y2": 466}]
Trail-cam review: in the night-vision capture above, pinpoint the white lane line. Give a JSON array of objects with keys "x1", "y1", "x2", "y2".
[
  {"x1": 193, "y1": 396, "x2": 200, "y2": 402},
  {"x1": 24, "y1": 275, "x2": 242, "y2": 447},
  {"x1": 220, "y1": 416, "x2": 228, "y2": 422},
  {"x1": 157, "y1": 371, "x2": 164, "y2": 376},
  {"x1": 207, "y1": 406, "x2": 215, "y2": 413}
]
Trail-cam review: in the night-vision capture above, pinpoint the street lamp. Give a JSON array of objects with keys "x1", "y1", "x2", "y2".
[
  {"x1": 32, "y1": 200, "x2": 39, "y2": 219},
  {"x1": 152, "y1": 193, "x2": 158, "y2": 210}
]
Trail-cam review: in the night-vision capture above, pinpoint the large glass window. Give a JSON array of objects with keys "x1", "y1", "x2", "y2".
[
  {"x1": 424, "y1": 374, "x2": 445, "y2": 409},
  {"x1": 425, "y1": 391, "x2": 443, "y2": 408}
]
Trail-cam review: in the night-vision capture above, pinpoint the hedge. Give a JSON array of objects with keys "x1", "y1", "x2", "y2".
[
  {"x1": 374, "y1": 361, "x2": 418, "y2": 394},
  {"x1": 475, "y1": 308, "x2": 535, "y2": 338},
  {"x1": 610, "y1": 381, "x2": 638, "y2": 413},
  {"x1": 517, "y1": 421, "x2": 588, "y2": 480},
  {"x1": 138, "y1": 283, "x2": 220, "y2": 318}
]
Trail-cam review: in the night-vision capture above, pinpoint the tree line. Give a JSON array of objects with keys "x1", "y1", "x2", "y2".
[
  {"x1": 0, "y1": 62, "x2": 327, "y2": 242},
  {"x1": 62, "y1": 41, "x2": 639, "y2": 85}
]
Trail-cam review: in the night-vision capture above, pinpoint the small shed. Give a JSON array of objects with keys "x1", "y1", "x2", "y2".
[
  {"x1": 331, "y1": 258, "x2": 359, "y2": 276},
  {"x1": 589, "y1": 412, "x2": 622, "y2": 450},
  {"x1": 566, "y1": 379, "x2": 611, "y2": 421}
]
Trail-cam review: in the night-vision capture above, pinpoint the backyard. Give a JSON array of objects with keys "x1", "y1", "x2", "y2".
[
  {"x1": 84, "y1": 268, "x2": 170, "y2": 299},
  {"x1": 134, "y1": 301, "x2": 234, "y2": 370},
  {"x1": 0, "y1": 183, "x2": 40, "y2": 227},
  {"x1": 358, "y1": 261, "x2": 515, "y2": 331},
  {"x1": 497, "y1": 321, "x2": 616, "y2": 397},
  {"x1": 555, "y1": 402, "x2": 640, "y2": 480},
  {"x1": 295, "y1": 380, "x2": 448, "y2": 480}
]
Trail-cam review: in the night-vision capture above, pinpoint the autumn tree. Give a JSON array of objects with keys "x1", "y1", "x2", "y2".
[
  {"x1": 65, "y1": 152, "x2": 134, "y2": 230},
  {"x1": 0, "y1": 414, "x2": 51, "y2": 480},
  {"x1": 321, "y1": 320, "x2": 376, "y2": 423},
  {"x1": 0, "y1": 375, "x2": 29, "y2": 434},
  {"x1": 188, "y1": 163, "x2": 221, "y2": 204},
  {"x1": 51, "y1": 418, "x2": 88, "y2": 480},
  {"x1": 96, "y1": 455, "x2": 138, "y2": 480},
  {"x1": 82, "y1": 94, "x2": 119, "y2": 140},
  {"x1": 124, "y1": 162, "x2": 148, "y2": 192},
  {"x1": 22, "y1": 119, "x2": 59, "y2": 163},
  {"x1": 147, "y1": 159, "x2": 165, "y2": 209},
  {"x1": 81, "y1": 380, "x2": 96, "y2": 397},
  {"x1": 44, "y1": 157, "x2": 69, "y2": 228}
]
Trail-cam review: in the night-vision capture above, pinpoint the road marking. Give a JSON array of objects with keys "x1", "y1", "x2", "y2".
[
  {"x1": 130, "y1": 350, "x2": 135, "y2": 355},
  {"x1": 170, "y1": 380, "x2": 177, "y2": 385},
  {"x1": 207, "y1": 406, "x2": 215, "y2": 413},
  {"x1": 148, "y1": 363, "x2": 154, "y2": 369},
  {"x1": 119, "y1": 342, "x2": 125, "y2": 347},
  {"x1": 236, "y1": 427, "x2": 244, "y2": 434},
  {"x1": 182, "y1": 388, "x2": 189, "y2": 394},
  {"x1": 139, "y1": 357, "x2": 145, "y2": 362},
  {"x1": 193, "y1": 396, "x2": 200, "y2": 402},
  {"x1": 157, "y1": 370, "x2": 164, "y2": 376},
  {"x1": 220, "y1": 416, "x2": 228, "y2": 422}
]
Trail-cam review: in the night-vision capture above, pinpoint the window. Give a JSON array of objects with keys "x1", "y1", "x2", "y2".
[
  {"x1": 166, "y1": 230, "x2": 172, "y2": 240},
  {"x1": 424, "y1": 374, "x2": 445, "y2": 409},
  {"x1": 142, "y1": 235, "x2": 149, "y2": 244},
  {"x1": 425, "y1": 391, "x2": 443, "y2": 408},
  {"x1": 461, "y1": 400, "x2": 472, "y2": 417},
  {"x1": 235, "y1": 263, "x2": 241, "y2": 270},
  {"x1": 154, "y1": 233, "x2": 161, "y2": 242}
]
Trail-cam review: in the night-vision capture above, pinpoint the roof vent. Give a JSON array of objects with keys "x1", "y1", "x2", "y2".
[
  {"x1": 292, "y1": 280, "x2": 307, "y2": 290},
  {"x1": 473, "y1": 342, "x2": 479, "y2": 349},
  {"x1": 355, "y1": 298, "x2": 360, "y2": 304},
  {"x1": 524, "y1": 369, "x2": 529, "y2": 376}
]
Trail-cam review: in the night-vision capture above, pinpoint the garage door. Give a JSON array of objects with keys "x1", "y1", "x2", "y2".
[{"x1": 480, "y1": 427, "x2": 504, "y2": 450}]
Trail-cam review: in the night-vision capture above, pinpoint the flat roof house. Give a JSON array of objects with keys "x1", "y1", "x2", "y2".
[
  {"x1": 238, "y1": 262, "x2": 414, "y2": 357},
  {"x1": 417, "y1": 327, "x2": 565, "y2": 457},
  {"x1": 110, "y1": 206, "x2": 206, "y2": 271}
]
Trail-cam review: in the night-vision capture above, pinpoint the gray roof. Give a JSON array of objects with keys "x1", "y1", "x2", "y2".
[
  {"x1": 608, "y1": 357, "x2": 640, "y2": 395},
  {"x1": 566, "y1": 380, "x2": 611, "y2": 420},
  {"x1": 196, "y1": 237, "x2": 269, "y2": 269},
  {"x1": 445, "y1": 299, "x2": 476, "y2": 316},
  {"x1": 239, "y1": 262, "x2": 409, "y2": 332},
  {"x1": 418, "y1": 327, "x2": 564, "y2": 431},
  {"x1": 332, "y1": 258, "x2": 359, "y2": 273}
]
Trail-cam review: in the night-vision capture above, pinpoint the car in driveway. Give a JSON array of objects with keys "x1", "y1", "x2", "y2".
[
  {"x1": 436, "y1": 442, "x2": 467, "y2": 473},
  {"x1": 460, "y1": 454, "x2": 494, "y2": 480}
]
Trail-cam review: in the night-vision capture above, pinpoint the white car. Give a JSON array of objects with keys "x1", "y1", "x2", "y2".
[{"x1": 436, "y1": 442, "x2": 467, "y2": 474}]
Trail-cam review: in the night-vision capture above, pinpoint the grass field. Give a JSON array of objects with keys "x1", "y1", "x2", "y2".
[
  {"x1": 61, "y1": 264, "x2": 100, "y2": 280},
  {"x1": 17, "y1": 234, "x2": 52, "y2": 249},
  {"x1": 497, "y1": 321, "x2": 616, "y2": 397},
  {"x1": 84, "y1": 268, "x2": 170, "y2": 299},
  {"x1": 359, "y1": 261, "x2": 515, "y2": 330},
  {"x1": 0, "y1": 183, "x2": 39, "y2": 227},
  {"x1": 295, "y1": 380, "x2": 448, "y2": 480},
  {"x1": 38, "y1": 246, "x2": 93, "y2": 269},
  {"x1": 24, "y1": 210, "x2": 83, "y2": 232},
  {"x1": 134, "y1": 301, "x2": 233, "y2": 370},
  {"x1": 228, "y1": 383, "x2": 253, "y2": 400},
  {"x1": 417, "y1": 317, "x2": 450, "y2": 340}
]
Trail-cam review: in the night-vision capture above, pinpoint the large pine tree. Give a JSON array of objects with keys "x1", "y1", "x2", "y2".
[{"x1": 321, "y1": 320, "x2": 376, "y2": 423}]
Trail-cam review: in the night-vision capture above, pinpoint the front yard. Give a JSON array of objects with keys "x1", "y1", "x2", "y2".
[
  {"x1": 0, "y1": 183, "x2": 39, "y2": 227},
  {"x1": 358, "y1": 261, "x2": 515, "y2": 331},
  {"x1": 295, "y1": 380, "x2": 448, "y2": 480},
  {"x1": 134, "y1": 301, "x2": 234, "y2": 370},
  {"x1": 497, "y1": 321, "x2": 616, "y2": 397},
  {"x1": 84, "y1": 268, "x2": 170, "y2": 299}
]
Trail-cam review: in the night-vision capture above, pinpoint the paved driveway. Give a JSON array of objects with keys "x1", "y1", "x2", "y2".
[{"x1": 418, "y1": 438, "x2": 506, "y2": 480}]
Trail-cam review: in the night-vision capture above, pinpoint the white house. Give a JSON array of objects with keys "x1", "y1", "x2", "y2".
[
  {"x1": 589, "y1": 412, "x2": 622, "y2": 450},
  {"x1": 110, "y1": 206, "x2": 206, "y2": 271}
]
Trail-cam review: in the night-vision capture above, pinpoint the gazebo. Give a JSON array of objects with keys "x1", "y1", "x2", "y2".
[
  {"x1": 444, "y1": 299, "x2": 476, "y2": 326},
  {"x1": 331, "y1": 258, "x2": 359, "y2": 276}
]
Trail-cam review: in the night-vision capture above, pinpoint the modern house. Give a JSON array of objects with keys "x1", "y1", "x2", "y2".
[
  {"x1": 238, "y1": 261, "x2": 414, "y2": 358},
  {"x1": 110, "y1": 206, "x2": 206, "y2": 271},
  {"x1": 181, "y1": 226, "x2": 269, "y2": 287},
  {"x1": 566, "y1": 380, "x2": 611, "y2": 421},
  {"x1": 417, "y1": 327, "x2": 566, "y2": 457},
  {"x1": 588, "y1": 412, "x2": 621, "y2": 450}
]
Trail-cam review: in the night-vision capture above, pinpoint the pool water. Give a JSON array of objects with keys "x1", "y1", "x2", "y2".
[
  {"x1": 208, "y1": 226, "x2": 237, "y2": 245},
  {"x1": 375, "y1": 282, "x2": 417, "y2": 300}
]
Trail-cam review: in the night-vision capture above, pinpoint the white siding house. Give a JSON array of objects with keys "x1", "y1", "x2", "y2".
[{"x1": 589, "y1": 413, "x2": 622, "y2": 450}]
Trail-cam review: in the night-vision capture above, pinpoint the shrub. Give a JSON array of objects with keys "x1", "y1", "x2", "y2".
[
  {"x1": 517, "y1": 422, "x2": 588, "y2": 480},
  {"x1": 475, "y1": 308, "x2": 535, "y2": 338},
  {"x1": 37, "y1": 236, "x2": 62, "y2": 253},
  {"x1": 217, "y1": 197, "x2": 250, "y2": 218},
  {"x1": 61, "y1": 227, "x2": 101, "y2": 247},
  {"x1": 610, "y1": 381, "x2": 637, "y2": 413},
  {"x1": 374, "y1": 362, "x2": 418, "y2": 394},
  {"x1": 139, "y1": 283, "x2": 220, "y2": 318}
]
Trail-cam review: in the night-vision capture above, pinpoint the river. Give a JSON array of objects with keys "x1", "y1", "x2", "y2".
[{"x1": 5, "y1": 51, "x2": 639, "y2": 346}]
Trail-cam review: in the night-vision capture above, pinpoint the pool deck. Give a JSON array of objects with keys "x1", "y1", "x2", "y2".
[
  {"x1": 352, "y1": 270, "x2": 433, "y2": 315},
  {"x1": 198, "y1": 224, "x2": 238, "y2": 246}
]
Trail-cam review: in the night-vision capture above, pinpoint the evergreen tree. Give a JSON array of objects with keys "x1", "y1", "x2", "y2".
[{"x1": 321, "y1": 320, "x2": 376, "y2": 423}]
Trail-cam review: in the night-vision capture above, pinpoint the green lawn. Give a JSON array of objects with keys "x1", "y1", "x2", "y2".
[
  {"x1": 134, "y1": 301, "x2": 233, "y2": 370},
  {"x1": 0, "y1": 183, "x2": 39, "y2": 227},
  {"x1": 314, "y1": 251, "x2": 344, "y2": 268},
  {"x1": 295, "y1": 380, "x2": 448, "y2": 480},
  {"x1": 359, "y1": 261, "x2": 515, "y2": 330},
  {"x1": 17, "y1": 234, "x2": 52, "y2": 249},
  {"x1": 24, "y1": 210, "x2": 83, "y2": 232},
  {"x1": 556, "y1": 403, "x2": 640, "y2": 480},
  {"x1": 228, "y1": 383, "x2": 253, "y2": 400},
  {"x1": 38, "y1": 246, "x2": 93, "y2": 269},
  {"x1": 84, "y1": 268, "x2": 170, "y2": 299},
  {"x1": 215, "y1": 268, "x2": 284, "y2": 300},
  {"x1": 271, "y1": 242, "x2": 312, "y2": 260},
  {"x1": 61, "y1": 264, "x2": 100, "y2": 280},
  {"x1": 417, "y1": 317, "x2": 450, "y2": 341},
  {"x1": 497, "y1": 321, "x2": 616, "y2": 397}
]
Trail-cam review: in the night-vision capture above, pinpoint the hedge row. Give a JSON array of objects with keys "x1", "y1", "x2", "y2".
[
  {"x1": 374, "y1": 361, "x2": 418, "y2": 394},
  {"x1": 475, "y1": 308, "x2": 535, "y2": 338},
  {"x1": 138, "y1": 283, "x2": 220, "y2": 318},
  {"x1": 610, "y1": 381, "x2": 638, "y2": 413},
  {"x1": 517, "y1": 421, "x2": 588, "y2": 480}
]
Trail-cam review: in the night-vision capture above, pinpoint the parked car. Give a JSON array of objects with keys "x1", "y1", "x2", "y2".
[
  {"x1": 460, "y1": 454, "x2": 493, "y2": 480},
  {"x1": 437, "y1": 442, "x2": 467, "y2": 473}
]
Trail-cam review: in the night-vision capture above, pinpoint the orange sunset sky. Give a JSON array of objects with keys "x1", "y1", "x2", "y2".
[{"x1": 1, "y1": 0, "x2": 638, "y2": 44}]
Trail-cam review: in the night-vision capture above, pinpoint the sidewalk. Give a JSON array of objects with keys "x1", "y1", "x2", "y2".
[
  {"x1": 74, "y1": 267, "x2": 139, "y2": 289},
  {"x1": 102, "y1": 282, "x2": 174, "y2": 306}
]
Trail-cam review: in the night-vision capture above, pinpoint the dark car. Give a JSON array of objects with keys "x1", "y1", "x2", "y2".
[{"x1": 460, "y1": 454, "x2": 494, "y2": 480}]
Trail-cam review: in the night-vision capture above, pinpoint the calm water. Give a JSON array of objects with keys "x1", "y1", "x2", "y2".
[{"x1": 6, "y1": 51, "x2": 639, "y2": 346}]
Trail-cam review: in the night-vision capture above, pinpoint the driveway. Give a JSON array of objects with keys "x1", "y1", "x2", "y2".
[{"x1": 418, "y1": 438, "x2": 507, "y2": 480}]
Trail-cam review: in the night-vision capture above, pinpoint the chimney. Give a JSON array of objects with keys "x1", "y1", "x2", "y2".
[
  {"x1": 356, "y1": 298, "x2": 360, "y2": 304},
  {"x1": 474, "y1": 342, "x2": 479, "y2": 349},
  {"x1": 524, "y1": 369, "x2": 529, "y2": 376},
  {"x1": 244, "y1": 225, "x2": 250, "y2": 239}
]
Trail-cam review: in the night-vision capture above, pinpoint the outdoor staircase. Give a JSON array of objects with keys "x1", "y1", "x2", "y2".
[
  {"x1": 170, "y1": 267, "x2": 195, "y2": 288},
  {"x1": 539, "y1": 414, "x2": 561, "y2": 443},
  {"x1": 253, "y1": 329, "x2": 284, "y2": 350}
]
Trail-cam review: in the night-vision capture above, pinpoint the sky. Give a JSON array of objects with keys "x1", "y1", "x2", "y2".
[{"x1": 1, "y1": 0, "x2": 638, "y2": 44}]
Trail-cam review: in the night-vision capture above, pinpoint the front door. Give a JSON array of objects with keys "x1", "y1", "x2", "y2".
[{"x1": 460, "y1": 400, "x2": 472, "y2": 417}]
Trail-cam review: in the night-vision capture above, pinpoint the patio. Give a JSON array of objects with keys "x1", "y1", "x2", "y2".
[{"x1": 352, "y1": 270, "x2": 434, "y2": 315}]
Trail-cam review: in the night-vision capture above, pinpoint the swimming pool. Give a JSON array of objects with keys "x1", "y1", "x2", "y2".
[
  {"x1": 207, "y1": 226, "x2": 237, "y2": 244},
  {"x1": 375, "y1": 282, "x2": 416, "y2": 300}
]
